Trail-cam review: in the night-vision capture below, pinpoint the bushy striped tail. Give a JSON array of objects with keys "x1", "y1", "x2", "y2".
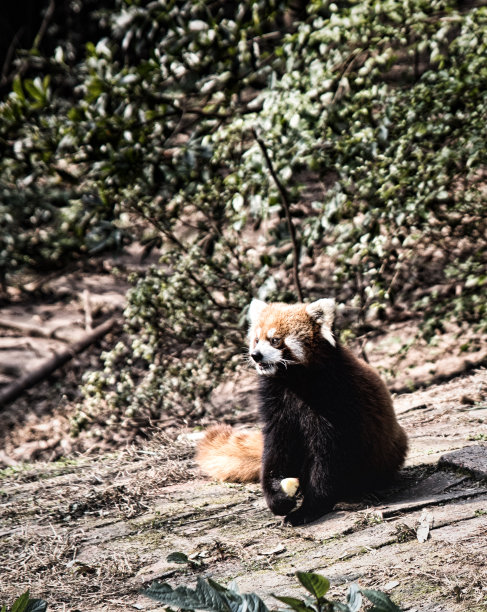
[{"x1": 195, "y1": 424, "x2": 262, "y2": 483}]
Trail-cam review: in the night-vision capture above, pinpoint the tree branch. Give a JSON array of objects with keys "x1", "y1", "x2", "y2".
[
  {"x1": 0, "y1": 317, "x2": 119, "y2": 410},
  {"x1": 33, "y1": 0, "x2": 56, "y2": 51},
  {"x1": 253, "y1": 129, "x2": 304, "y2": 302}
]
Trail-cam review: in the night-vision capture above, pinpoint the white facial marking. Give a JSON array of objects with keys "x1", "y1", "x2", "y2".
[
  {"x1": 284, "y1": 335, "x2": 306, "y2": 362},
  {"x1": 267, "y1": 327, "x2": 276, "y2": 338},
  {"x1": 251, "y1": 339, "x2": 282, "y2": 376},
  {"x1": 256, "y1": 327, "x2": 262, "y2": 339},
  {"x1": 255, "y1": 340, "x2": 281, "y2": 361}
]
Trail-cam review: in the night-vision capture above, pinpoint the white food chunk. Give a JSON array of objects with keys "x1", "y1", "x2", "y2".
[{"x1": 280, "y1": 477, "x2": 299, "y2": 497}]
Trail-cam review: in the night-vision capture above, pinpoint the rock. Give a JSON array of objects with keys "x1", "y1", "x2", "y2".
[{"x1": 439, "y1": 445, "x2": 487, "y2": 480}]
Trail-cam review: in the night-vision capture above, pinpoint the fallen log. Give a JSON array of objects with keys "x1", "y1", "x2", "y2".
[
  {"x1": 0, "y1": 317, "x2": 119, "y2": 410},
  {"x1": 0, "y1": 316, "x2": 55, "y2": 338}
]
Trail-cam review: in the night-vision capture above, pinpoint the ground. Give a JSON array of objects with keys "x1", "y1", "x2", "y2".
[
  {"x1": 0, "y1": 258, "x2": 486, "y2": 611},
  {"x1": 1, "y1": 371, "x2": 486, "y2": 611}
]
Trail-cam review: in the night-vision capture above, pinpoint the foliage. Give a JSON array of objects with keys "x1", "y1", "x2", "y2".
[
  {"x1": 219, "y1": 0, "x2": 487, "y2": 331},
  {"x1": 1, "y1": 0, "x2": 486, "y2": 424},
  {"x1": 79, "y1": 0, "x2": 487, "y2": 425},
  {"x1": 0, "y1": 591, "x2": 47, "y2": 612},
  {"x1": 0, "y1": 3, "x2": 125, "y2": 289},
  {"x1": 142, "y1": 570, "x2": 402, "y2": 612},
  {"x1": 76, "y1": 211, "x2": 263, "y2": 429},
  {"x1": 0, "y1": 0, "x2": 288, "y2": 290}
]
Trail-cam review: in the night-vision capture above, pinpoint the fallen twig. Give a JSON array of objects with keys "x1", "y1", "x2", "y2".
[
  {"x1": 0, "y1": 317, "x2": 55, "y2": 338},
  {"x1": 0, "y1": 317, "x2": 119, "y2": 409}
]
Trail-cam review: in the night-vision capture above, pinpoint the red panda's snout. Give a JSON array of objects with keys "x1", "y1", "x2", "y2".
[
  {"x1": 247, "y1": 297, "x2": 337, "y2": 376},
  {"x1": 249, "y1": 331, "x2": 308, "y2": 375},
  {"x1": 249, "y1": 338, "x2": 285, "y2": 375}
]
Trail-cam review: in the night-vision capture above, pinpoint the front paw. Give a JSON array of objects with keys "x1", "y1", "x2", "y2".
[
  {"x1": 266, "y1": 492, "x2": 297, "y2": 516},
  {"x1": 284, "y1": 508, "x2": 319, "y2": 526},
  {"x1": 284, "y1": 503, "x2": 333, "y2": 526}
]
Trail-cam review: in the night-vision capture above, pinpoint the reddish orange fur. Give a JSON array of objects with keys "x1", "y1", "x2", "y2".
[{"x1": 196, "y1": 424, "x2": 262, "y2": 483}]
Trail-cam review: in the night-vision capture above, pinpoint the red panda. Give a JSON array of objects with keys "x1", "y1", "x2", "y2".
[{"x1": 196, "y1": 298, "x2": 408, "y2": 525}]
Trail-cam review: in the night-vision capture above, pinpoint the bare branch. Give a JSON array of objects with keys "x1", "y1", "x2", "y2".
[
  {"x1": 0, "y1": 317, "x2": 119, "y2": 409},
  {"x1": 252, "y1": 129, "x2": 304, "y2": 302}
]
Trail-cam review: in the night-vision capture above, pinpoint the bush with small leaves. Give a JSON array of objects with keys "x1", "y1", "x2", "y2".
[
  {"x1": 218, "y1": 0, "x2": 487, "y2": 333},
  {"x1": 1, "y1": 0, "x2": 486, "y2": 427}
]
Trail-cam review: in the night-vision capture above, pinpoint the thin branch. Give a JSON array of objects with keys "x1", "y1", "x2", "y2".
[
  {"x1": 0, "y1": 317, "x2": 55, "y2": 338},
  {"x1": 0, "y1": 0, "x2": 55, "y2": 89},
  {"x1": 33, "y1": 0, "x2": 56, "y2": 51},
  {"x1": 252, "y1": 128, "x2": 304, "y2": 302},
  {"x1": 1, "y1": 27, "x2": 24, "y2": 86},
  {"x1": 129, "y1": 205, "x2": 228, "y2": 311}
]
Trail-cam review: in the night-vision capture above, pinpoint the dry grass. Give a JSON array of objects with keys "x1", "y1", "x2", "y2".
[{"x1": 0, "y1": 433, "x2": 197, "y2": 609}]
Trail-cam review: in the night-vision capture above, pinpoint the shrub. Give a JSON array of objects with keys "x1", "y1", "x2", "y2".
[{"x1": 1, "y1": 0, "x2": 485, "y2": 424}]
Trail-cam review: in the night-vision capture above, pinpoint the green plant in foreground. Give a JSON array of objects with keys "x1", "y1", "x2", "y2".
[
  {"x1": 0, "y1": 591, "x2": 47, "y2": 612},
  {"x1": 142, "y1": 570, "x2": 402, "y2": 612}
]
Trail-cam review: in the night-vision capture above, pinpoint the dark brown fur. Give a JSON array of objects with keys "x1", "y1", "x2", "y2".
[{"x1": 197, "y1": 300, "x2": 408, "y2": 525}]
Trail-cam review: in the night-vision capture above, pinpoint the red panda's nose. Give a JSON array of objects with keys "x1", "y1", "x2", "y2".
[{"x1": 251, "y1": 350, "x2": 264, "y2": 363}]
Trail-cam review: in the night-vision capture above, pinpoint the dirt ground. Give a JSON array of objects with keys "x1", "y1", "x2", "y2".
[
  {"x1": 1, "y1": 369, "x2": 486, "y2": 611},
  {"x1": 0, "y1": 259, "x2": 486, "y2": 611}
]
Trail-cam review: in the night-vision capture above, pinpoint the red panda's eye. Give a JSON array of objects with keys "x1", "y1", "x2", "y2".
[{"x1": 270, "y1": 337, "x2": 281, "y2": 347}]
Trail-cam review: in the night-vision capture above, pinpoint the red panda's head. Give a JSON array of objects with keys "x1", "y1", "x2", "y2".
[{"x1": 247, "y1": 298, "x2": 336, "y2": 376}]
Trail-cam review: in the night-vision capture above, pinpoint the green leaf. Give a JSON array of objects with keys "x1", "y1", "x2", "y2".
[
  {"x1": 227, "y1": 580, "x2": 240, "y2": 594},
  {"x1": 273, "y1": 595, "x2": 315, "y2": 612},
  {"x1": 12, "y1": 76, "x2": 24, "y2": 101},
  {"x1": 207, "y1": 578, "x2": 229, "y2": 593},
  {"x1": 360, "y1": 588, "x2": 402, "y2": 611},
  {"x1": 142, "y1": 581, "x2": 218, "y2": 610},
  {"x1": 11, "y1": 592, "x2": 30, "y2": 612},
  {"x1": 204, "y1": 578, "x2": 270, "y2": 612},
  {"x1": 346, "y1": 584, "x2": 362, "y2": 612},
  {"x1": 167, "y1": 551, "x2": 190, "y2": 564},
  {"x1": 295, "y1": 572, "x2": 330, "y2": 601},
  {"x1": 10, "y1": 593, "x2": 46, "y2": 612},
  {"x1": 24, "y1": 80, "x2": 44, "y2": 103},
  {"x1": 233, "y1": 593, "x2": 269, "y2": 612},
  {"x1": 142, "y1": 578, "x2": 269, "y2": 612},
  {"x1": 195, "y1": 577, "x2": 231, "y2": 611},
  {"x1": 25, "y1": 601, "x2": 48, "y2": 612}
]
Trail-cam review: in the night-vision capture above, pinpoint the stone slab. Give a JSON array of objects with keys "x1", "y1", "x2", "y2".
[{"x1": 439, "y1": 444, "x2": 487, "y2": 480}]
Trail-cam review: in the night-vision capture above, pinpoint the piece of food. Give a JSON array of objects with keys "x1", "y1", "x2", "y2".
[{"x1": 280, "y1": 477, "x2": 299, "y2": 497}]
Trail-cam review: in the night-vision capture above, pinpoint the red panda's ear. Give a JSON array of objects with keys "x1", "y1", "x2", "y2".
[
  {"x1": 306, "y1": 298, "x2": 336, "y2": 347},
  {"x1": 248, "y1": 298, "x2": 267, "y2": 325}
]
